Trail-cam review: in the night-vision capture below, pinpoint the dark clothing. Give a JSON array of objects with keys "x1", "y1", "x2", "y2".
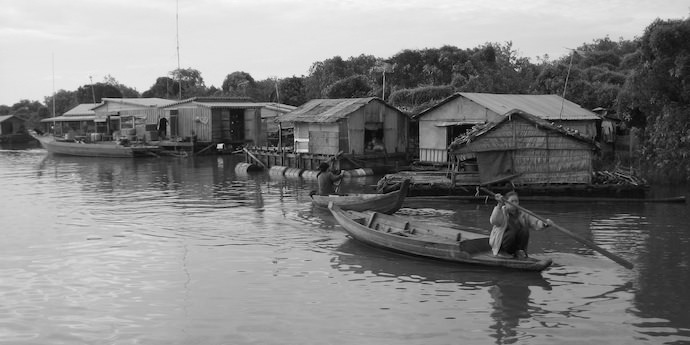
[
  {"x1": 317, "y1": 171, "x2": 343, "y2": 196},
  {"x1": 500, "y1": 212, "x2": 531, "y2": 255}
]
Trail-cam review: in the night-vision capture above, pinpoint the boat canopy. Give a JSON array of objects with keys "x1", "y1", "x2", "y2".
[{"x1": 40, "y1": 115, "x2": 95, "y2": 122}]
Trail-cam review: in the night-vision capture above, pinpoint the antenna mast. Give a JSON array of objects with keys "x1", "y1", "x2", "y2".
[
  {"x1": 89, "y1": 76, "x2": 96, "y2": 104},
  {"x1": 52, "y1": 53, "x2": 55, "y2": 118},
  {"x1": 176, "y1": 0, "x2": 182, "y2": 100}
]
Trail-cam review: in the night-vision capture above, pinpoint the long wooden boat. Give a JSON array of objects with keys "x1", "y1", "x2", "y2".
[
  {"x1": 404, "y1": 195, "x2": 686, "y2": 204},
  {"x1": 328, "y1": 203, "x2": 553, "y2": 271},
  {"x1": 31, "y1": 132, "x2": 160, "y2": 158},
  {"x1": 312, "y1": 179, "x2": 410, "y2": 214},
  {"x1": 377, "y1": 171, "x2": 651, "y2": 199}
]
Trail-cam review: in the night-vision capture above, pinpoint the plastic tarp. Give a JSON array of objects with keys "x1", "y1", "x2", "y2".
[{"x1": 477, "y1": 151, "x2": 515, "y2": 184}]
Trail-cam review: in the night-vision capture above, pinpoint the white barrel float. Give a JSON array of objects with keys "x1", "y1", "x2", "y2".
[
  {"x1": 235, "y1": 162, "x2": 261, "y2": 174},
  {"x1": 346, "y1": 168, "x2": 375, "y2": 177},
  {"x1": 284, "y1": 168, "x2": 304, "y2": 178},
  {"x1": 301, "y1": 170, "x2": 319, "y2": 180},
  {"x1": 269, "y1": 165, "x2": 289, "y2": 176}
]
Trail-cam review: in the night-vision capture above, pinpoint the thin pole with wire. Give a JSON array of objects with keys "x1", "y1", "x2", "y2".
[{"x1": 559, "y1": 49, "x2": 576, "y2": 120}]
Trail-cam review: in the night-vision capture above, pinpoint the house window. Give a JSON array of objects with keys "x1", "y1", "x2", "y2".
[
  {"x1": 364, "y1": 122, "x2": 384, "y2": 152},
  {"x1": 121, "y1": 116, "x2": 134, "y2": 129},
  {"x1": 169, "y1": 110, "x2": 179, "y2": 137},
  {"x1": 447, "y1": 124, "x2": 476, "y2": 146}
]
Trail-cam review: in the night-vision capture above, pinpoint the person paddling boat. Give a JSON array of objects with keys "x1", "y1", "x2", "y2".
[{"x1": 489, "y1": 191, "x2": 552, "y2": 259}]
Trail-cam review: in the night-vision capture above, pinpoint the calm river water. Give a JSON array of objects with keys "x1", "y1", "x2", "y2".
[{"x1": 1, "y1": 144, "x2": 689, "y2": 345}]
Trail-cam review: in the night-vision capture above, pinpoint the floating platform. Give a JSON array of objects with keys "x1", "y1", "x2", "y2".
[
  {"x1": 242, "y1": 146, "x2": 407, "y2": 172},
  {"x1": 377, "y1": 171, "x2": 654, "y2": 200}
]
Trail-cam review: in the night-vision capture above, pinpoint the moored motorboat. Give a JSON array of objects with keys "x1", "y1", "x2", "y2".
[
  {"x1": 30, "y1": 131, "x2": 160, "y2": 158},
  {"x1": 328, "y1": 203, "x2": 553, "y2": 271},
  {"x1": 311, "y1": 179, "x2": 410, "y2": 214}
]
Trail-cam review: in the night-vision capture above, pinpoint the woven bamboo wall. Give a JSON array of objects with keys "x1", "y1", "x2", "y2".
[
  {"x1": 471, "y1": 118, "x2": 594, "y2": 184},
  {"x1": 465, "y1": 120, "x2": 591, "y2": 152},
  {"x1": 512, "y1": 149, "x2": 592, "y2": 184}
]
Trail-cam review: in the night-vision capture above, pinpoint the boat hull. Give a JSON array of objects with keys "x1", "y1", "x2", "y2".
[
  {"x1": 328, "y1": 204, "x2": 552, "y2": 271},
  {"x1": 312, "y1": 179, "x2": 409, "y2": 214},
  {"x1": 32, "y1": 133, "x2": 159, "y2": 158}
]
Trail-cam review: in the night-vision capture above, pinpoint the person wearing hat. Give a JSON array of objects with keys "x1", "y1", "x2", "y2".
[{"x1": 317, "y1": 162, "x2": 344, "y2": 196}]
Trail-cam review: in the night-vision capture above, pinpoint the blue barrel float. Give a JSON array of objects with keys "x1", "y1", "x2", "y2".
[{"x1": 345, "y1": 168, "x2": 374, "y2": 177}]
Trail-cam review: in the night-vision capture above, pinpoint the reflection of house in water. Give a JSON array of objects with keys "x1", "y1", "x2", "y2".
[
  {"x1": 414, "y1": 92, "x2": 600, "y2": 166},
  {"x1": 250, "y1": 97, "x2": 410, "y2": 170}
]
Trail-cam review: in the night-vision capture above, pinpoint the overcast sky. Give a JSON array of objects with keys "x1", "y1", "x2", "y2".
[{"x1": 1, "y1": 0, "x2": 688, "y2": 106}]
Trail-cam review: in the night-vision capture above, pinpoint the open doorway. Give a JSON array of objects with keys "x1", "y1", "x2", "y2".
[
  {"x1": 364, "y1": 122, "x2": 384, "y2": 152},
  {"x1": 158, "y1": 118, "x2": 168, "y2": 140}
]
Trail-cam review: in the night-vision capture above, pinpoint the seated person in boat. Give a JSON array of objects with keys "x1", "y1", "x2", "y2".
[
  {"x1": 489, "y1": 191, "x2": 550, "y2": 258},
  {"x1": 317, "y1": 162, "x2": 344, "y2": 196}
]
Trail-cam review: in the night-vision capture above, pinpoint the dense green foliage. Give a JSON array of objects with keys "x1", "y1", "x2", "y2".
[
  {"x1": 2, "y1": 17, "x2": 689, "y2": 180},
  {"x1": 620, "y1": 18, "x2": 690, "y2": 181}
]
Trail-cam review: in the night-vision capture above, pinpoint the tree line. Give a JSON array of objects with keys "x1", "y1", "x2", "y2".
[{"x1": 1, "y1": 17, "x2": 688, "y2": 181}]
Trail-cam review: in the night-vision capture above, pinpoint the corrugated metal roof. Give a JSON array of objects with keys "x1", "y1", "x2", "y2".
[
  {"x1": 278, "y1": 97, "x2": 394, "y2": 123},
  {"x1": 161, "y1": 98, "x2": 297, "y2": 113},
  {"x1": 161, "y1": 96, "x2": 255, "y2": 108},
  {"x1": 460, "y1": 93, "x2": 599, "y2": 120},
  {"x1": 194, "y1": 102, "x2": 265, "y2": 109},
  {"x1": 416, "y1": 93, "x2": 599, "y2": 121},
  {"x1": 63, "y1": 103, "x2": 98, "y2": 116},
  {"x1": 94, "y1": 98, "x2": 176, "y2": 109},
  {"x1": 40, "y1": 115, "x2": 95, "y2": 122},
  {"x1": 0, "y1": 115, "x2": 23, "y2": 123}
]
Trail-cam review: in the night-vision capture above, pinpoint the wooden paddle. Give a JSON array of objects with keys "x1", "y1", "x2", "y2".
[
  {"x1": 480, "y1": 187, "x2": 634, "y2": 270},
  {"x1": 328, "y1": 151, "x2": 344, "y2": 194}
]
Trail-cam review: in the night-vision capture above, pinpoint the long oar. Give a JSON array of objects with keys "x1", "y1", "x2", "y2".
[
  {"x1": 329, "y1": 151, "x2": 344, "y2": 194},
  {"x1": 480, "y1": 187, "x2": 634, "y2": 270}
]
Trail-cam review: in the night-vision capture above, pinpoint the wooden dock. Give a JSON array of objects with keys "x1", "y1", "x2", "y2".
[{"x1": 243, "y1": 146, "x2": 409, "y2": 172}]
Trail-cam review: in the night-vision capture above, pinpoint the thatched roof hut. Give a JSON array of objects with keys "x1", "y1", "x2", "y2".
[
  {"x1": 414, "y1": 92, "x2": 600, "y2": 164},
  {"x1": 449, "y1": 109, "x2": 599, "y2": 185}
]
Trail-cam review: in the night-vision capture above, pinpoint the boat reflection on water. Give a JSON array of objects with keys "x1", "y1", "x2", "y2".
[{"x1": 333, "y1": 239, "x2": 551, "y2": 342}]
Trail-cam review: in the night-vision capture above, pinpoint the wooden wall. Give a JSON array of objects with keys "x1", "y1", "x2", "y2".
[
  {"x1": 417, "y1": 97, "x2": 500, "y2": 163},
  {"x1": 292, "y1": 100, "x2": 408, "y2": 155},
  {"x1": 459, "y1": 118, "x2": 594, "y2": 184}
]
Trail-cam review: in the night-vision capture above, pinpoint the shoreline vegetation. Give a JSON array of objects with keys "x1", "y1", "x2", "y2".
[{"x1": 2, "y1": 17, "x2": 689, "y2": 183}]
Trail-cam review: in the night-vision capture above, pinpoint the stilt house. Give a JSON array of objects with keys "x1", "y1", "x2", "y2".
[{"x1": 448, "y1": 109, "x2": 599, "y2": 185}]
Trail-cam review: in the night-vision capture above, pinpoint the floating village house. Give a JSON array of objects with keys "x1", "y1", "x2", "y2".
[
  {"x1": 448, "y1": 109, "x2": 599, "y2": 186},
  {"x1": 414, "y1": 93, "x2": 600, "y2": 165},
  {"x1": 268, "y1": 97, "x2": 410, "y2": 170},
  {"x1": 0, "y1": 114, "x2": 33, "y2": 143},
  {"x1": 39, "y1": 97, "x2": 295, "y2": 153},
  {"x1": 91, "y1": 98, "x2": 175, "y2": 141},
  {"x1": 40, "y1": 103, "x2": 98, "y2": 137},
  {"x1": 158, "y1": 97, "x2": 296, "y2": 149}
]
